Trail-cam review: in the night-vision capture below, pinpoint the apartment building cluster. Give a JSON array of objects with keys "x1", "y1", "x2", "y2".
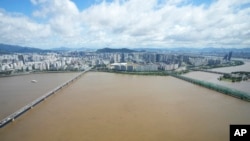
[
  {"x1": 88, "y1": 52, "x2": 224, "y2": 71},
  {"x1": 81, "y1": 52, "x2": 181, "y2": 71},
  {"x1": 0, "y1": 53, "x2": 88, "y2": 73},
  {"x1": 0, "y1": 51, "x2": 225, "y2": 73}
]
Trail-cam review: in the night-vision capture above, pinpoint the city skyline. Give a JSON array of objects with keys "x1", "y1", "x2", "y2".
[{"x1": 0, "y1": 0, "x2": 250, "y2": 49}]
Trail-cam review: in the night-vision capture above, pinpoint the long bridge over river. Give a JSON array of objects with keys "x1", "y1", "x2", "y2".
[{"x1": 0, "y1": 67, "x2": 92, "y2": 128}]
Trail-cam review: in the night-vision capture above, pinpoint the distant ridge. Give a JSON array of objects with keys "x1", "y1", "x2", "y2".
[
  {"x1": 1, "y1": 43, "x2": 250, "y2": 58},
  {"x1": 0, "y1": 43, "x2": 46, "y2": 54},
  {"x1": 0, "y1": 43, "x2": 96, "y2": 53},
  {"x1": 133, "y1": 47, "x2": 250, "y2": 52},
  {"x1": 96, "y1": 48, "x2": 136, "y2": 53},
  {"x1": 50, "y1": 47, "x2": 96, "y2": 52}
]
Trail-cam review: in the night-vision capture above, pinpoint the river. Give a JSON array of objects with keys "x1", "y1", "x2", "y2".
[
  {"x1": 211, "y1": 59, "x2": 250, "y2": 73},
  {"x1": 0, "y1": 72, "x2": 80, "y2": 119},
  {"x1": 0, "y1": 72, "x2": 249, "y2": 141}
]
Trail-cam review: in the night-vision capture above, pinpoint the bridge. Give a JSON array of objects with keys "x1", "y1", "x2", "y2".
[
  {"x1": 190, "y1": 68, "x2": 229, "y2": 75},
  {"x1": 0, "y1": 67, "x2": 92, "y2": 128}
]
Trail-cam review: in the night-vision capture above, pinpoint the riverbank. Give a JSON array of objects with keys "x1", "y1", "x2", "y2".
[
  {"x1": 93, "y1": 69, "x2": 170, "y2": 76},
  {"x1": 0, "y1": 70, "x2": 83, "y2": 78},
  {"x1": 0, "y1": 72, "x2": 30, "y2": 77}
]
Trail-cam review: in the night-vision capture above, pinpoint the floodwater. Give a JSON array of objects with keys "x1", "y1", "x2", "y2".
[
  {"x1": 0, "y1": 72, "x2": 249, "y2": 141},
  {"x1": 183, "y1": 59, "x2": 250, "y2": 94},
  {"x1": 211, "y1": 59, "x2": 250, "y2": 73},
  {"x1": 0, "y1": 72, "x2": 80, "y2": 119}
]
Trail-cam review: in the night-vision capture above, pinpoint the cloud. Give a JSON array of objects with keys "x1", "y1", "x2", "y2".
[
  {"x1": 32, "y1": 0, "x2": 81, "y2": 36},
  {"x1": 0, "y1": 0, "x2": 249, "y2": 48},
  {"x1": 78, "y1": 0, "x2": 250, "y2": 48},
  {"x1": 0, "y1": 9, "x2": 52, "y2": 47}
]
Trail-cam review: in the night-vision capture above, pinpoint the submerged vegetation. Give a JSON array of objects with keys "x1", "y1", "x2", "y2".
[
  {"x1": 217, "y1": 71, "x2": 249, "y2": 82},
  {"x1": 218, "y1": 73, "x2": 249, "y2": 82}
]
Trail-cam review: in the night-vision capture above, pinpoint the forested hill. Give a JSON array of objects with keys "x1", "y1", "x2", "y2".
[{"x1": 0, "y1": 43, "x2": 46, "y2": 54}]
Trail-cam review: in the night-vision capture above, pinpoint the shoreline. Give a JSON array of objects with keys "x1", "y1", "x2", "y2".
[
  {"x1": 0, "y1": 71, "x2": 82, "y2": 78},
  {"x1": 0, "y1": 72, "x2": 30, "y2": 77}
]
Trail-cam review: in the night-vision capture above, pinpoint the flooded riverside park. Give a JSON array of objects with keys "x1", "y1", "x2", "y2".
[{"x1": 183, "y1": 59, "x2": 250, "y2": 94}]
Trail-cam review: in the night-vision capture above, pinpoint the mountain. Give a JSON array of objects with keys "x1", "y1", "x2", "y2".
[
  {"x1": 96, "y1": 48, "x2": 136, "y2": 53},
  {"x1": 51, "y1": 47, "x2": 96, "y2": 52},
  {"x1": 0, "y1": 43, "x2": 46, "y2": 53},
  {"x1": 0, "y1": 43, "x2": 96, "y2": 54},
  {"x1": 134, "y1": 47, "x2": 250, "y2": 53}
]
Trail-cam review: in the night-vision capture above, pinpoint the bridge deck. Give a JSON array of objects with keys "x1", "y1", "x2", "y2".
[{"x1": 190, "y1": 69, "x2": 228, "y2": 75}]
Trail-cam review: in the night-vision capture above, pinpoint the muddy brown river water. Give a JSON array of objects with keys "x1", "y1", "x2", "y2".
[{"x1": 0, "y1": 72, "x2": 250, "y2": 141}]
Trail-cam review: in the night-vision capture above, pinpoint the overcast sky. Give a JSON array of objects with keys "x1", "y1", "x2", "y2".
[{"x1": 0, "y1": 0, "x2": 250, "y2": 49}]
